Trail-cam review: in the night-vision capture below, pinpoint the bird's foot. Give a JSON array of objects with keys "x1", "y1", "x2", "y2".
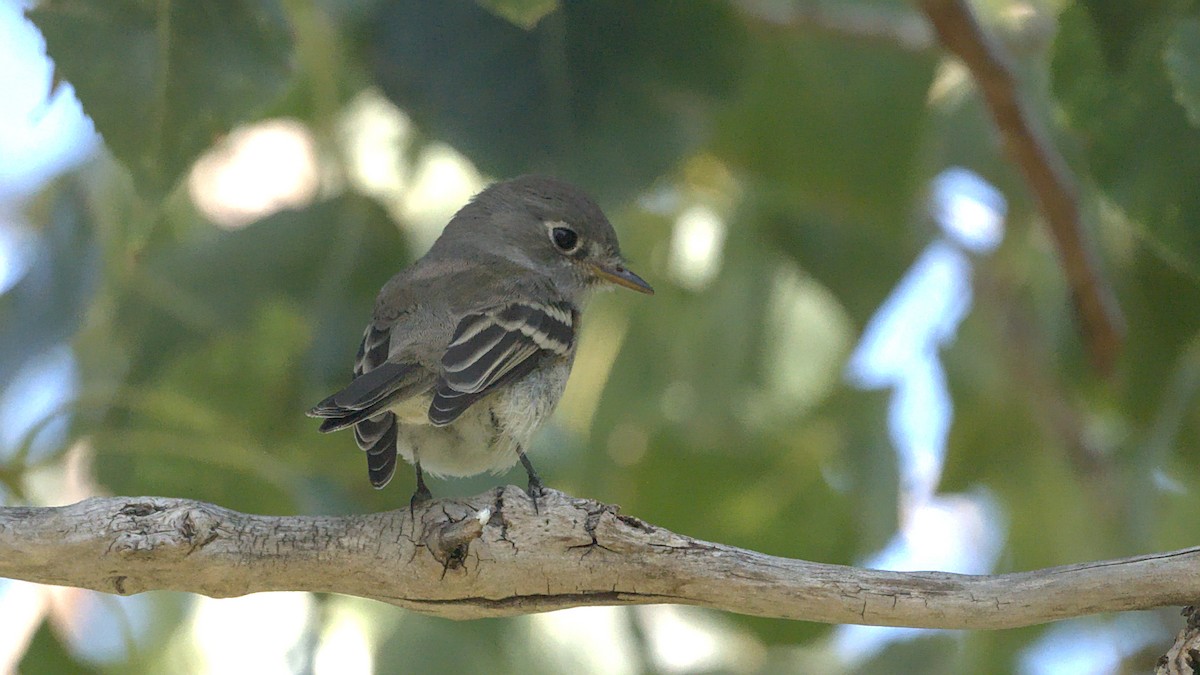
[
  {"x1": 409, "y1": 484, "x2": 433, "y2": 520},
  {"x1": 525, "y1": 477, "x2": 546, "y2": 514}
]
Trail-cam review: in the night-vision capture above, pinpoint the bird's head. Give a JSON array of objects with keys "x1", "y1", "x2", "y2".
[{"x1": 444, "y1": 175, "x2": 654, "y2": 298}]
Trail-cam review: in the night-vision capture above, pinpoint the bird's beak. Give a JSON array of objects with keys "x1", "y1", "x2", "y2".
[{"x1": 591, "y1": 261, "x2": 654, "y2": 295}]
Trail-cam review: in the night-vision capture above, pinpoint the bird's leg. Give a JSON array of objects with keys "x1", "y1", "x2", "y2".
[
  {"x1": 518, "y1": 449, "x2": 545, "y2": 512},
  {"x1": 409, "y1": 460, "x2": 432, "y2": 518}
]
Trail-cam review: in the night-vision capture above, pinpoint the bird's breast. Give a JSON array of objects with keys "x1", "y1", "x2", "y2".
[
  {"x1": 385, "y1": 359, "x2": 573, "y2": 478},
  {"x1": 490, "y1": 359, "x2": 572, "y2": 443}
]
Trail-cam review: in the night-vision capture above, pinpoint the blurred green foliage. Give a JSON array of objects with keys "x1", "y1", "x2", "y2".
[
  {"x1": 8, "y1": 0, "x2": 1200, "y2": 672},
  {"x1": 29, "y1": 0, "x2": 294, "y2": 199}
]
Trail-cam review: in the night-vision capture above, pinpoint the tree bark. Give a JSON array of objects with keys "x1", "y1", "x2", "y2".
[{"x1": 1, "y1": 486, "x2": 1198, "y2": 627}]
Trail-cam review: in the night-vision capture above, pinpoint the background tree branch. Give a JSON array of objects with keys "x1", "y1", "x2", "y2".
[
  {"x1": 736, "y1": 0, "x2": 935, "y2": 51},
  {"x1": 2, "y1": 486, "x2": 1197, "y2": 628},
  {"x1": 917, "y1": 0, "x2": 1125, "y2": 373}
]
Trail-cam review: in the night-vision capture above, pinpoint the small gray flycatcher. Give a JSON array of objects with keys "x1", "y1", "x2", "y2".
[{"x1": 308, "y1": 175, "x2": 653, "y2": 508}]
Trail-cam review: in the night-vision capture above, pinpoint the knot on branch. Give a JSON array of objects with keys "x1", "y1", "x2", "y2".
[
  {"x1": 107, "y1": 498, "x2": 222, "y2": 559},
  {"x1": 420, "y1": 504, "x2": 491, "y2": 571}
]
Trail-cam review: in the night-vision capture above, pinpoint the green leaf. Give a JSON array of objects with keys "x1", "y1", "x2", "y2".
[
  {"x1": 91, "y1": 303, "x2": 312, "y2": 512},
  {"x1": 714, "y1": 35, "x2": 935, "y2": 230},
  {"x1": 27, "y1": 0, "x2": 294, "y2": 200},
  {"x1": 476, "y1": 0, "x2": 559, "y2": 29},
  {"x1": 1052, "y1": 5, "x2": 1200, "y2": 414},
  {"x1": 1080, "y1": 0, "x2": 1175, "y2": 70},
  {"x1": 1165, "y1": 18, "x2": 1200, "y2": 128},
  {"x1": 111, "y1": 193, "x2": 404, "y2": 382},
  {"x1": 19, "y1": 620, "x2": 101, "y2": 675},
  {"x1": 365, "y1": 0, "x2": 746, "y2": 201},
  {"x1": 85, "y1": 194, "x2": 408, "y2": 510}
]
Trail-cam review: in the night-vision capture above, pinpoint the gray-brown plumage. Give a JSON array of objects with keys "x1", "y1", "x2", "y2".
[{"x1": 308, "y1": 175, "x2": 653, "y2": 505}]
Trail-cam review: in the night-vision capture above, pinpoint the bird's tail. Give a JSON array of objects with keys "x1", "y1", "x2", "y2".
[{"x1": 353, "y1": 412, "x2": 398, "y2": 489}]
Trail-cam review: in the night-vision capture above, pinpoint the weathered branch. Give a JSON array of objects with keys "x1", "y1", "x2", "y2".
[
  {"x1": 917, "y1": 0, "x2": 1125, "y2": 373},
  {"x1": 1, "y1": 486, "x2": 1199, "y2": 627},
  {"x1": 1158, "y1": 606, "x2": 1200, "y2": 674},
  {"x1": 737, "y1": 0, "x2": 935, "y2": 51}
]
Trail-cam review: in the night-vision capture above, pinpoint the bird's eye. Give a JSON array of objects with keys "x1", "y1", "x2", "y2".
[{"x1": 550, "y1": 226, "x2": 580, "y2": 253}]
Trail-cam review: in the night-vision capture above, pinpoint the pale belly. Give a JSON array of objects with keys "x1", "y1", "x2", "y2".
[{"x1": 386, "y1": 361, "x2": 571, "y2": 478}]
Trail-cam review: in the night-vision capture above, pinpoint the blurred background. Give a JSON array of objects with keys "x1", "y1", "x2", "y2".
[{"x1": 3, "y1": 0, "x2": 1200, "y2": 672}]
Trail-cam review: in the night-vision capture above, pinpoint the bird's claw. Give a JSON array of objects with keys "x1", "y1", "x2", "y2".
[
  {"x1": 409, "y1": 484, "x2": 433, "y2": 519},
  {"x1": 526, "y1": 478, "x2": 545, "y2": 514}
]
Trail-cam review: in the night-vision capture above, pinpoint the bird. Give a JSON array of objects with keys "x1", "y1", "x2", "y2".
[{"x1": 307, "y1": 175, "x2": 653, "y2": 509}]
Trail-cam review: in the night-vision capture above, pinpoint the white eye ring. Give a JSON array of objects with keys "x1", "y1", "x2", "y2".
[{"x1": 547, "y1": 222, "x2": 581, "y2": 254}]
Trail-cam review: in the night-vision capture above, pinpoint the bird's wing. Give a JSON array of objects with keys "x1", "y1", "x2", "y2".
[
  {"x1": 306, "y1": 320, "x2": 436, "y2": 433},
  {"x1": 429, "y1": 300, "x2": 576, "y2": 426}
]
